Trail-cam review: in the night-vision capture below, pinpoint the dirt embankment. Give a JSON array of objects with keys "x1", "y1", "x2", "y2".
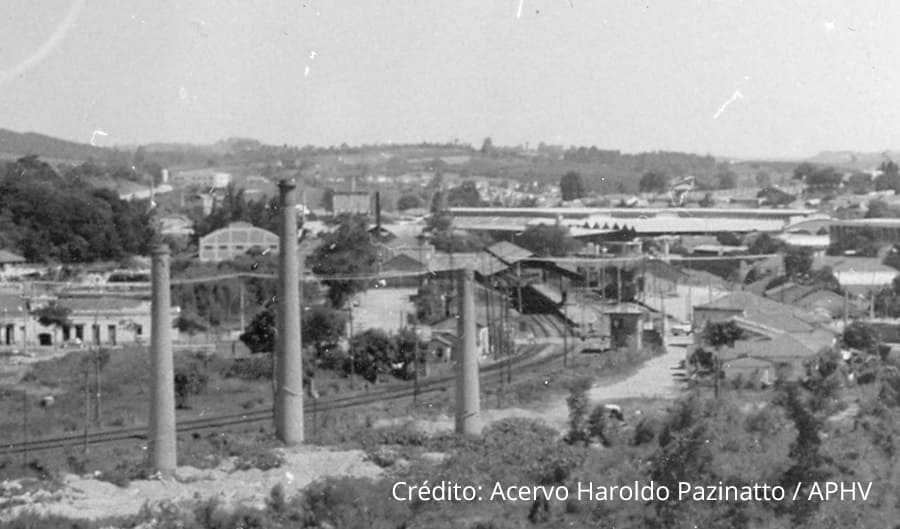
[{"x1": 1, "y1": 446, "x2": 383, "y2": 522}]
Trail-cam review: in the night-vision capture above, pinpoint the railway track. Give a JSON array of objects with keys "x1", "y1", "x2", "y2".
[{"x1": 1, "y1": 344, "x2": 563, "y2": 455}]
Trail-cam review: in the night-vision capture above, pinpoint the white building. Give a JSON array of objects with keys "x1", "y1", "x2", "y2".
[{"x1": 199, "y1": 222, "x2": 279, "y2": 263}]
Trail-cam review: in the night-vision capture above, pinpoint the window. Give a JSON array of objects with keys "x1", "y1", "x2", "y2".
[
  {"x1": 203, "y1": 245, "x2": 214, "y2": 251},
  {"x1": 219, "y1": 245, "x2": 228, "y2": 250},
  {"x1": 135, "y1": 325, "x2": 143, "y2": 336},
  {"x1": 235, "y1": 245, "x2": 244, "y2": 250}
]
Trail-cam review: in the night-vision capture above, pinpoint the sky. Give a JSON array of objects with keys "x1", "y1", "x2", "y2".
[{"x1": 1, "y1": 0, "x2": 899, "y2": 159}]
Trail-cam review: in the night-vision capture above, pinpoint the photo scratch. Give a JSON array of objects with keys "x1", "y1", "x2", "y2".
[
  {"x1": 517, "y1": 0, "x2": 525, "y2": 19},
  {"x1": 89, "y1": 129, "x2": 108, "y2": 146},
  {"x1": 713, "y1": 90, "x2": 744, "y2": 119}
]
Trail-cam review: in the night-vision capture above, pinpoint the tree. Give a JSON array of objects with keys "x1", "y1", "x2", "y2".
[
  {"x1": 714, "y1": 232, "x2": 742, "y2": 247},
  {"x1": 747, "y1": 233, "x2": 784, "y2": 254},
  {"x1": 240, "y1": 304, "x2": 277, "y2": 353},
  {"x1": 348, "y1": 329, "x2": 397, "y2": 382},
  {"x1": 639, "y1": 171, "x2": 669, "y2": 193},
  {"x1": 875, "y1": 161, "x2": 900, "y2": 192},
  {"x1": 174, "y1": 312, "x2": 209, "y2": 337},
  {"x1": 396, "y1": 194, "x2": 423, "y2": 211},
  {"x1": 804, "y1": 166, "x2": 843, "y2": 191},
  {"x1": 414, "y1": 281, "x2": 446, "y2": 324},
  {"x1": 445, "y1": 182, "x2": 483, "y2": 208},
  {"x1": 715, "y1": 170, "x2": 737, "y2": 190},
  {"x1": 866, "y1": 199, "x2": 900, "y2": 219},
  {"x1": 480, "y1": 137, "x2": 494, "y2": 155},
  {"x1": 793, "y1": 162, "x2": 818, "y2": 181},
  {"x1": 310, "y1": 214, "x2": 378, "y2": 308},
  {"x1": 32, "y1": 302, "x2": 72, "y2": 330},
  {"x1": 842, "y1": 321, "x2": 880, "y2": 354},
  {"x1": 847, "y1": 172, "x2": 873, "y2": 194},
  {"x1": 755, "y1": 171, "x2": 771, "y2": 188},
  {"x1": 515, "y1": 224, "x2": 581, "y2": 257},
  {"x1": 701, "y1": 320, "x2": 744, "y2": 398},
  {"x1": 703, "y1": 320, "x2": 744, "y2": 349},
  {"x1": 302, "y1": 306, "x2": 346, "y2": 356},
  {"x1": 559, "y1": 171, "x2": 586, "y2": 201},
  {"x1": 784, "y1": 247, "x2": 813, "y2": 278}
]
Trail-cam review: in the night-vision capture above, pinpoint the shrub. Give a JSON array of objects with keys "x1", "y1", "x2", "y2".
[
  {"x1": 174, "y1": 363, "x2": 209, "y2": 409},
  {"x1": 223, "y1": 355, "x2": 273, "y2": 380},
  {"x1": 632, "y1": 416, "x2": 662, "y2": 445}
]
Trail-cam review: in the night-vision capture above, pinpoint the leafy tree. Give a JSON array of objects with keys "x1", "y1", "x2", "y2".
[
  {"x1": 784, "y1": 246, "x2": 813, "y2": 277},
  {"x1": 445, "y1": 182, "x2": 483, "y2": 208},
  {"x1": 755, "y1": 171, "x2": 771, "y2": 188},
  {"x1": 310, "y1": 214, "x2": 378, "y2": 308},
  {"x1": 348, "y1": 329, "x2": 396, "y2": 382},
  {"x1": 842, "y1": 321, "x2": 880, "y2": 354},
  {"x1": 414, "y1": 281, "x2": 446, "y2": 324},
  {"x1": 559, "y1": 171, "x2": 586, "y2": 201},
  {"x1": 32, "y1": 302, "x2": 72, "y2": 329},
  {"x1": 847, "y1": 171, "x2": 873, "y2": 194},
  {"x1": 480, "y1": 137, "x2": 494, "y2": 155},
  {"x1": 757, "y1": 186, "x2": 795, "y2": 207},
  {"x1": 804, "y1": 166, "x2": 843, "y2": 190},
  {"x1": 174, "y1": 312, "x2": 209, "y2": 337},
  {"x1": 240, "y1": 304, "x2": 277, "y2": 353},
  {"x1": 639, "y1": 171, "x2": 669, "y2": 193},
  {"x1": 302, "y1": 306, "x2": 346, "y2": 355},
  {"x1": 715, "y1": 169, "x2": 737, "y2": 189},
  {"x1": 703, "y1": 320, "x2": 744, "y2": 349},
  {"x1": 747, "y1": 233, "x2": 784, "y2": 254},
  {"x1": 0, "y1": 157, "x2": 155, "y2": 262},
  {"x1": 515, "y1": 224, "x2": 581, "y2": 257},
  {"x1": 396, "y1": 193, "x2": 423, "y2": 211},
  {"x1": 715, "y1": 232, "x2": 742, "y2": 247},
  {"x1": 875, "y1": 161, "x2": 900, "y2": 192},
  {"x1": 866, "y1": 199, "x2": 900, "y2": 219},
  {"x1": 793, "y1": 162, "x2": 818, "y2": 181}
]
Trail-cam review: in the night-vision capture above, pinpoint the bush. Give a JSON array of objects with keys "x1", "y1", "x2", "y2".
[
  {"x1": 174, "y1": 363, "x2": 209, "y2": 409},
  {"x1": 223, "y1": 355, "x2": 273, "y2": 380},
  {"x1": 632, "y1": 416, "x2": 662, "y2": 446}
]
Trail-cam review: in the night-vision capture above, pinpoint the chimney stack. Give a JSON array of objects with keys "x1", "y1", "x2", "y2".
[{"x1": 375, "y1": 192, "x2": 382, "y2": 232}]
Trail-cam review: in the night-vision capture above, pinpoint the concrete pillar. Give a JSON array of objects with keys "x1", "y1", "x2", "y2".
[
  {"x1": 456, "y1": 268, "x2": 482, "y2": 436},
  {"x1": 150, "y1": 244, "x2": 176, "y2": 476},
  {"x1": 276, "y1": 179, "x2": 303, "y2": 444}
]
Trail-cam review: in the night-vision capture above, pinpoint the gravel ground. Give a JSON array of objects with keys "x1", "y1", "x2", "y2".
[{"x1": 1, "y1": 446, "x2": 383, "y2": 522}]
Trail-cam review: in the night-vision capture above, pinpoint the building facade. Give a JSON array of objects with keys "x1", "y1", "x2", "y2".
[
  {"x1": 0, "y1": 294, "x2": 181, "y2": 349},
  {"x1": 199, "y1": 222, "x2": 279, "y2": 263}
]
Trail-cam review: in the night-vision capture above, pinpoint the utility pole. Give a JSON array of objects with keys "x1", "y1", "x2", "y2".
[
  {"x1": 239, "y1": 280, "x2": 245, "y2": 332},
  {"x1": 150, "y1": 244, "x2": 176, "y2": 476},
  {"x1": 456, "y1": 267, "x2": 482, "y2": 436},
  {"x1": 93, "y1": 309, "x2": 101, "y2": 427},
  {"x1": 516, "y1": 262, "x2": 523, "y2": 313},
  {"x1": 616, "y1": 264, "x2": 622, "y2": 304},
  {"x1": 843, "y1": 289, "x2": 849, "y2": 330},
  {"x1": 275, "y1": 179, "x2": 303, "y2": 445}
]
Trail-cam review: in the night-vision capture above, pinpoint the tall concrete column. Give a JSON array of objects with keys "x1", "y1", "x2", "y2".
[
  {"x1": 455, "y1": 268, "x2": 482, "y2": 436},
  {"x1": 276, "y1": 179, "x2": 303, "y2": 444},
  {"x1": 150, "y1": 244, "x2": 176, "y2": 476}
]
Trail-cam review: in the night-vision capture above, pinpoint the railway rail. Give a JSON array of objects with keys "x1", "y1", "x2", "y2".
[{"x1": 1, "y1": 343, "x2": 566, "y2": 456}]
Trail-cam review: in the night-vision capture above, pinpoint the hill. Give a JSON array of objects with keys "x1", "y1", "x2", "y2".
[
  {"x1": 0, "y1": 128, "x2": 118, "y2": 162},
  {"x1": 807, "y1": 150, "x2": 900, "y2": 170}
]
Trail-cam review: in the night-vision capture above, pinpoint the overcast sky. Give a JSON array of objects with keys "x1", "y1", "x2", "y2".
[{"x1": 1, "y1": 0, "x2": 899, "y2": 158}]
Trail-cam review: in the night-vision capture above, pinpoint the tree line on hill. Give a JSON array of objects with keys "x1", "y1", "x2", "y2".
[{"x1": 0, "y1": 156, "x2": 156, "y2": 262}]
